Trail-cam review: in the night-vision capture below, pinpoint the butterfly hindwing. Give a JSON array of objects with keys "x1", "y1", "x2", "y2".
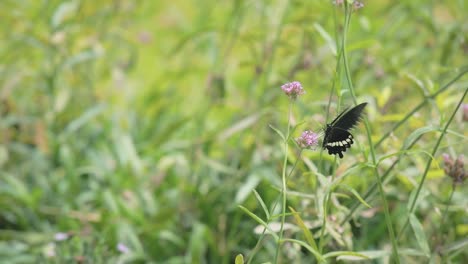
[
  {"x1": 323, "y1": 126, "x2": 354, "y2": 158},
  {"x1": 323, "y1": 103, "x2": 367, "y2": 158}
]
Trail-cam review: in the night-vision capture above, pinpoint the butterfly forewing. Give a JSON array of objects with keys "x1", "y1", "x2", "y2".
[
  {"x1": 323, "y1": 103, "x2": 367, "y2": 158},
  {"x1": 331, "y1": 103, "x2": 367, "y2": 130}
]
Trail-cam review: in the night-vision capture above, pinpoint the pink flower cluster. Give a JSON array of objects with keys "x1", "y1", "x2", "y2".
[
  {"x1": 281, "y1": 81, "x2": 305, "y2": 100},
  {"x1": 297, "y1": 130, "x2": 319, "y2": 149}
]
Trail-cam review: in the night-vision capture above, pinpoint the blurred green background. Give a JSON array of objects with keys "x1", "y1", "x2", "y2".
[{"x1": 0, "y1": 0, "x2": 467, "y2": 263}]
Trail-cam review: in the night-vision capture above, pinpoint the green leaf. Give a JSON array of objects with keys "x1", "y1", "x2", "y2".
[
  {"x1": 314, "y1": 23, "x2": 336, "y2": 55},
  {"x1": 403, "y1": 126, "x2": 439, "y2": 149},
  {"x1": 51, "y1": 0, "x2": 79, "y2": 28},
  {"x1": 253, "y1": 189, "x2": 270, "y2": 219},
  {"x1": 63, "y1": 104, "x2": 106, "y2": 135},
  {"x1": 289, "y1": 207, "x2": 318, "y2": 252},
  {"x1": 235, "y1": 254, "x2": 244, "y2": 264},
  {"x1": 407, "y1": 188, "x2": 430, "y2": 211},
  {"x1": 440, "y1": 237, "x2": 468, "y2": 254},
  {"x1": 235, "y1": 176, "x2": 261, "y2": 204},
  {"x1": 269, "y1": 124, "x2": 285, "y2": 141},
  {"x1": 282, "y1": 238, "x2": 324, "y2": 263},
  {"x1": 336, "y1": 250, "x2": 388, "y2": 260},
  {"x1": 409, "y1": 214, "x2": 430, "y2": 257},
  {"x1": 324, "y1": 250, "x2": 370, "y2": 260},
  {"x1": 340, "y1": 185, "x2": 371, "y2": 208},
  {"x1": 217, "y1": 112, "x2": 266, "y2": 141},
  {"x1": 238, "y1": 206, "x2": 278, "y2": 240}
]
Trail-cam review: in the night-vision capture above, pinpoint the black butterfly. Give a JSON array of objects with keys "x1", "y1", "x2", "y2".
[{"x1": 323, "y1": 102, "x2": 367, "y2": 158}]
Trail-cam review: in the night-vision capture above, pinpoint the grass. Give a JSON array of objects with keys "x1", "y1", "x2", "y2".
[{"x1": 0, "y1": 0, "x2": 467, "y2": 263}]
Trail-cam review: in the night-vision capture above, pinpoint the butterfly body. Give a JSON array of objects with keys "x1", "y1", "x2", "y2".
[{"x1": 323, "y1": 103, "x2": 367, "y2": 158}]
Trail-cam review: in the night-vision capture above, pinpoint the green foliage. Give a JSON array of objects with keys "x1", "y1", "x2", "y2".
[{"x1": 0, "y1": 0, "x2": 467, "y2": 263}]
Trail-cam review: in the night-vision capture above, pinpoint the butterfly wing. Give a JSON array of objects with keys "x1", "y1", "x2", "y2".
[
  {"x1": 323, "y1": 102, "x2": 367, "y2": 158},
  {"x1": 330, "y1": 102, "x2": 367, "y2": 130},
  {"x1": 323, "y1": 126, "x2": 354, "y2": 158}
]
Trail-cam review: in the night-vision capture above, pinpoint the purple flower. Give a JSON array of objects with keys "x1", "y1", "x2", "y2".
[
  {"x1": 442, "y1": 153, "x2": 451, "y2": 164},
  {"x1": 442, "y1": 153, "x2": 466, "y2": 185},
  {"x1": 353, "y1": 1, "x2": 364, "y2": 10},
  {"x1": 297, "y1": 130, "x2": 319, "y2": 149},
  {"x1": 54, "y1": 232, "x2": 69, "y2": 241},
  {"x1": 463, "y1": 103, "x2": 468, "y2": 122},
  {"x1": 117, "y1": 242, "x2": 130, "y2": 254},
  {"x1": 333, "y1": 0, "x2": 344, "y2": 5},
  {"x1": 281, "y1": 81, "x2": 305, "y2": 100}
]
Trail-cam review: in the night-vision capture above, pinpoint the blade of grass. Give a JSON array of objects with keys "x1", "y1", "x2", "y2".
[
  {"x1": 397, "y1": 87, "x2": 468, "y2": 239},
  {"x1": 341, "y1": 3, "x2": 399, "y2": 262}
]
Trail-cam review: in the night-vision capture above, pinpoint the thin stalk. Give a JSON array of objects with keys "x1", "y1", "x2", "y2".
[
  {"x1": 375, "y1": 68, "x2": 468, "y2": 148},
  {"x1": 342, "y1": 3, "x2": 400, "y2": 262},
  {"x1": 275, "y1": 101, "x2": 293, "y2": 263},
  {"x1": 317, "y1": 4, "x2": 346, "y2": 251},
  {"x1": 318, "y1": 189, "x2": 331, "y2": 253},
  {"x1": 259, "y1": 0, "x2": 290, "y2": 100},
  {"x1": 341, "y1": 69, "x2": 468, "y2": 225},
  {"x1": 340, "y1": 136, "x2": 421, "y2": 225},
  {"x1": 397, "y1": 87, "x2": 468, "y2": 240},
  {"x1": 438, "y1": 186, "x2": 456, "y2": 240},
  {"x1": 247, "y1": 148, "x2": 304, "y2": 264}
]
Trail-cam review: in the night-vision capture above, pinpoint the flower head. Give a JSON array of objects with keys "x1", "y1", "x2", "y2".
[
  {"x1": 297, "y1": 130, "x2": 319, "y2": 149},
  {"x1": 353, "y1": 1, "x2": 364, "y2": 10},
  {"x1": 463, "y1": 103, "x2": 468, "y2": 122},
  {"x1": 281, "y1": 81, "x2": 305, "y2": 100},
  {"x1": 54, "y1": 232, "x2": 69, "y2": 241},
  {"x1": 117, "y1": 242, "x2": 130, "y2": 254},
  {"x1": 442, "y1": 153, "x2": 466, "y2": 185}
]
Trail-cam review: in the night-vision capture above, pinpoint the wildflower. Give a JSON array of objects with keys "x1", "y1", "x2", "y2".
[
  {"x1": 463, "y1": 103, "x2": 468, "y2": 122},
  {"x1": 117, "y1": 242, "x2": 130, "y2": 254},
  {"x1": 296, "y1": 130, "x2": 319, "y2": 149},
  {"x1": 353, "y1": 1, "x2": 364, "y2": 10},
  {"x1": 281, "y1": 81, "x2": 305, "y2": 100},
  {"x1": 442, "y1": 153, "x2": 466, "y2": 185},
  {"x1": 333, "y1": 0, "x2": 363, "y2": 10},
  {"x1": 44, "y1": 243, "x2": 56, "y2": 258},
  {"x1": 54, "y1": 232, "x2": 69, "y2": 241}
]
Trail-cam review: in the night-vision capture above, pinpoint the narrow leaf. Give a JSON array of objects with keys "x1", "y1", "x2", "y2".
[
  {"x1": 235, "y1": 176, "x2": 261, "y2": 204},
  {"x1": 441, "y1": 237, "x2": 468, "y2": 254},
  {"x1": 336, "y1": 250, "x2": 388, "y2": 260},
  {"x1": 314, "y1": 23, "x2": 337, "y2": 55},
  {"x1": 238, "y1": 206, "x2": 278, "y2": 240},
  {"x1": 289, "y1": 207, "x2": 318, "y2": 251},
  {"x1": 253, "y1": 189, "x2": 270, "y2": 219},
  {"x1": 217, "y1": 112, "x2": 265, "y2": 140},
  {"x1": 403, "y1": 126, "x2": 439, "y2": 149},
  {"x1": 325, "y1": 251, "x2": 369, "y2": 260},
  {"x1": 282, "y1": 238, "x2": 324, "y2": 263},
  {"x1": 269, "y1": 124, "x2": 285, "y2": 141},
  {"x1": 341, "y1": 185, "x2": 371, "y2": 208},
  {"x1": 409, "y1": 214, "x2": 430, "y2": 257}
]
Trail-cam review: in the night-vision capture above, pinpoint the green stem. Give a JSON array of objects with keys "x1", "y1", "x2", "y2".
[
  {"x1": 340, "y1": 69, "x2": 468, "y2": 225},
  {"x1": 318, "y1": 189, "x2": 330, "y2": 253},
  {"x1": 275, "y1": 100, "x2": 293, "y2": 263},
  {"x1": 437, "y1": 186, "x2": 456, "y2": 245},
  {"x1": 375, "y1": 68, "x2": 468, "y2": 148},
  {"x1": 342, "y1": 3, "x2": 400, "y2": 262},
  {"x1": 247, "y1": 148, "x2": 304, "y2": 264},
  {"x1": 317, "y1": 5, "x2": 347, "y2": 251},
  {"x1": 397, "y1": 87, "x2": 468, "y2": 240}
]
